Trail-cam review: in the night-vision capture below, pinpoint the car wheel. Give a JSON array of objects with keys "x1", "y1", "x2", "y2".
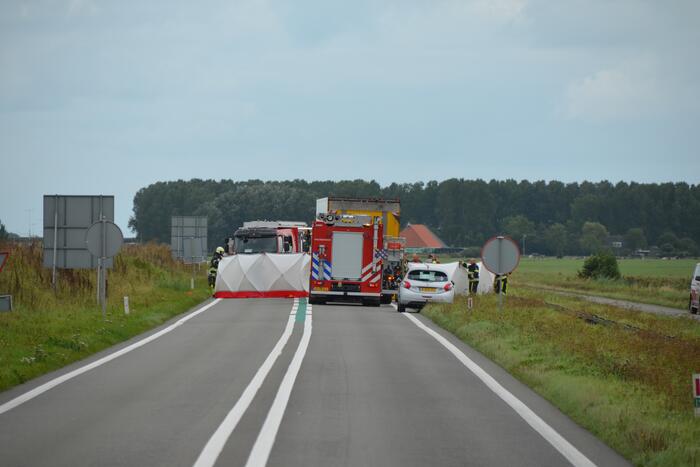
[{"x1": 398, "y1": 303, "x2": 406, "y2": 313}]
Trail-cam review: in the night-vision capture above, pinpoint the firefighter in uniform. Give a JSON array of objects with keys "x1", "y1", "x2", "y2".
[
  {"x1": 208, "y1": 246, "x2": 225, "y2": 289},
  {"x1": 494, "y1": 273, "x2": 509, "y2": 295},
  {"x1": 466, "y1": 259, "x2": 479, "y2": 295}
]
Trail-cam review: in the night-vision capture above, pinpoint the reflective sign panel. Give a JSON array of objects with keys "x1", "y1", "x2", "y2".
[
  {"x1": 43, "y1": 195, "x2": 115, "y2": 269},
  {"x1": 171, "y1": 216, "x2": 207, "y2": 263}
]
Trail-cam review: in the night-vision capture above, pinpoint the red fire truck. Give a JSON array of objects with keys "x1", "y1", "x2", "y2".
[
  {"x1": 226, "y1": 221, "x2": 310, "y2": 254},
  {"x1": 309, "y1": 213, "x2": 384, "y2": 306}
]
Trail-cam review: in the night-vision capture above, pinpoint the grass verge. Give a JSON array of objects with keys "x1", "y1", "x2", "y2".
[
  {"x1": 422, "y1": 290, "x2": 700, "y2": 466},
  {"x1": 0, "y1": 242, "x2": 211, "y2": 393}
]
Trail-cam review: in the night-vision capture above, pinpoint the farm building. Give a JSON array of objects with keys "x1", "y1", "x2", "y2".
[{"x1": 400, "y1": 224, "x2": 447, "y2": 252}]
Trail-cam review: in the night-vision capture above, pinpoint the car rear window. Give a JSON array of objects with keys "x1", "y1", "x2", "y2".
[{"x1": 407, "y1": 270, "x2": 448, "y2": 282}]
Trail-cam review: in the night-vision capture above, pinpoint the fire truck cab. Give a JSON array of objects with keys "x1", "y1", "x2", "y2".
[
  {"x1": 309, "y1": 213, "x2": 384, "y2": 306},
  {"x1": 228, "y1": 221, "x2": 310, "y2": 254}
]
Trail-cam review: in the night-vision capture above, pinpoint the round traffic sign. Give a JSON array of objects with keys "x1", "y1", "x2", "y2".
[
  {"x1": 481, "y1": 236, "x2": 520, "y2": 275},
  {"x1": 85, "y1": 220, "x2": 123, "y2": 258}
]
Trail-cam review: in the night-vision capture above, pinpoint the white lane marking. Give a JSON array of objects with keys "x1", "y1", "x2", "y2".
[
  {"x1": 0, "y1": 299, "x2": 222, "y2": 416},
  {"x1": 400, "y1": 308, "x2": 596, "y2": 467},
  {"x1": 194, "y1": 299, "x2": 301, "y2": 467},
  {"x1": 245, "y1": 304, "x2": 313, "y2": 467}
]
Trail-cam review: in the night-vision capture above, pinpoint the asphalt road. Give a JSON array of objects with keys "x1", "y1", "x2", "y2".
[{"x1": 0, "y1": 298, "x2": 630, "y2": 467}]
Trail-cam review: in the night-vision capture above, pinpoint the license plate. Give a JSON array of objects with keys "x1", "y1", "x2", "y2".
[{"x1": 420, "y1": 287, "x2": 437, "y2": 293}]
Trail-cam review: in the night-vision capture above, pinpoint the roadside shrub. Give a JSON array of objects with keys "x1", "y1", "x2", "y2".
[
  {"x1": 461, "y1": 246, "x2": 482, "y2": 257},
  {"x1": 578, "y1": 251, "x2": 621, "y2": 280}
]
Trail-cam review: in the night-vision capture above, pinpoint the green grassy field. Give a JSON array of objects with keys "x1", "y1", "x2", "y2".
[
  {"x1": 514, "y1": 258, "x2": 697, "y2": 309},
  {"x1": 430, "y1": 255, "x2": 697, "y2": 309},
  {"x1": 423, "y1": 292, "x2": 700, "y2": 466},
  {"x1": 0, "y1": 242, "x2": 211, "y2": 392},
  {"x1": 517, "y1": 257, "x2": 698, "y2": 278}
]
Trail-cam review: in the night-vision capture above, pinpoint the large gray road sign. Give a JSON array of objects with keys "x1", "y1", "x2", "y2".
[
  {"x1": 182, "y1": 237, "x2": 205, "y2": 264},
  {"x1": 86, "y1": 221, "x2": 124, "y2": 258},
  {"x1": 43, "y1": 195, "x2": 115, "y2": 269},
  {"x1": 481, "y1": 236, "x2": 520, "y2": 275},
  {"x1": 171, "y1": 216, "x2": 207, "y2": 262}
]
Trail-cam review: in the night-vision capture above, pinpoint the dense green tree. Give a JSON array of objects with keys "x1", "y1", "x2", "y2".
[
  {"x1": 544, "y1": 223, "x2": 568, "y2": 258},
  {"x1": 624, "y1": 228, "x2": 647, "y2": 252},
  {"x1": 657, "y1": 231, "x2": 679, "y2": 248},
  {"x1": 676, "y1": 238, "x2": 698, "y2": 257},
  {"x1": 580, "y1": 222, "x2": 609, "y2": 254},
  {"x1": 0, "y1": 220, "x2": 7, "y2": 241},
  {"x1": 128, "y1": 178, "x2": 700, "y2": 256},
  {"x1": 501, "y1": 215, "x2": 535, "y2": 254}
]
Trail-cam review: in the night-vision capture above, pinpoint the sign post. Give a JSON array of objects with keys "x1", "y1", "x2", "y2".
[
  {"x1": 481, "y1": 236, "x2": 520, "y2": 311},
  {"x1": 86, "y1": 219, "x2": 123, "y2": 319},
  {"x1": 694, "y1": 374, "x2": 700, "y2": 417},
  {"x1": 182, "y1": 234, "x2": 205, "y2": 289},
  {"x1": 52, "y1": 195, "x2": 58, "y2": 290},
  {"x1": 0, "y1": 251, "x2": 11, "y2": 312}
]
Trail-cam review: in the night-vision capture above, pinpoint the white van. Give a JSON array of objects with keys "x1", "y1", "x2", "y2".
[{"x1": 690, "y1": 263, "x2": 700, "y2": 314}]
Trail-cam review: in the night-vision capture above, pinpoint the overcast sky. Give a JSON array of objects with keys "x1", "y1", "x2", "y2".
[{"x1": 1, "y1": 0, "x2": 698, "y2": 235}]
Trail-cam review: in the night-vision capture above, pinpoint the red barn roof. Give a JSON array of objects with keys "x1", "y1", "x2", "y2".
[{"x1": 400, "y1": 224, "x2": 446, "y2": 248}]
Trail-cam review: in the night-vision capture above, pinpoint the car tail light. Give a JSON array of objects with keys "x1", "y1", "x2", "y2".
[
  {"x1": 403, "y1": 280, "x2": 411, "y2": 289},
  {"x1": 444, "y1": 282, "x2": 453, "y2": 291}
]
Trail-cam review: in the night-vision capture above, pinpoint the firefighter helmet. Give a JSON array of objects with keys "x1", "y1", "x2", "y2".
[{"x1": 216, "y1": 246, "x2": 225, "y2": 254}]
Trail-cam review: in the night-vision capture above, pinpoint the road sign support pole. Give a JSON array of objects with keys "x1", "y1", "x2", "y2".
[
  {"x1": 52, "y1": 195, "x2": 58, "y2": 291},
  {"x1": 497, "y1": 237, "x2": 503, "y2": 312},
  {"x1": 101, "y1": 217, "x2": 107, "y2": 320},
  {"x1": 96, "y1": 259, "x2": 101, "y2": 304}
]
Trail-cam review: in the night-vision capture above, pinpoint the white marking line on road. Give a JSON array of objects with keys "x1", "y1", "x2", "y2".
[
  {"x1": 0, "y1": 299, "x2": 222, "y2": 416},
  {"x1": 400, "y1": 308, "x2": 597, "y2": 467},
  {"x1": 245, "y1": 304, "x2": 313, "y2": 467},
  {"x1": 193, "y1": 299, "x2": 302, "y2": 467}
]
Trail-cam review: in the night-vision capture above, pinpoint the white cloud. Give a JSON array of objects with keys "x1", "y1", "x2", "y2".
[
  {"x1": 563, "y1": 59, "x2": 666, "y2": 121},
  {"x1": 68, "y1": 0, "x2": 98, "y2": 17}
]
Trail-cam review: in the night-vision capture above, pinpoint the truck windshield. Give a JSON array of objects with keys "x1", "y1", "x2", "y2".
[
  {"x1": 234, "y1": 236, "x2": 277, "y2": 254},
  {"x1": 407, "y1": 270, "x2": 448, "y2": 282}
]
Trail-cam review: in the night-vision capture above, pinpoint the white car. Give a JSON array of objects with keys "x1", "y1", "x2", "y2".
[
  {"x1": 397, "y1": 264, "x2": 455, "y2": 312},
  {"x1": 690, "y1": 262, "x2": 700, "y2": 314}
]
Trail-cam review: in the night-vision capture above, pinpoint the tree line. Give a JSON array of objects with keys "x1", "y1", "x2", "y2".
[{"x1": 129, "y1": 179, "x2": 700, "y2": 257}]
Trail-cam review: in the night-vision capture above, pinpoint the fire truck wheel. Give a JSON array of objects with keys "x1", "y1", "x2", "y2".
[
  {"x1": 397, "y1": 303, "x2": 406, "y2": 313},
  {"x1": 380, "y1": 294, "x2": 392, "y2": 305}
]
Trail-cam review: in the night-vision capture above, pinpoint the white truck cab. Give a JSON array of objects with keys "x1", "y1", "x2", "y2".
[{"x1": 690, "y1": 263, "x2": 700, "y2": 314}]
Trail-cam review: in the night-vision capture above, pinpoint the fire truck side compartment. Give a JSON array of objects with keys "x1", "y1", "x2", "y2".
[{"x1": 331, "y1": 231, "x2": 363, "y2": 280}]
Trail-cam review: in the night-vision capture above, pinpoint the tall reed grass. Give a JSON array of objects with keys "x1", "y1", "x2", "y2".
[{"x1": 0, "y1": 241, "x2": 210, "y2": 391}]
